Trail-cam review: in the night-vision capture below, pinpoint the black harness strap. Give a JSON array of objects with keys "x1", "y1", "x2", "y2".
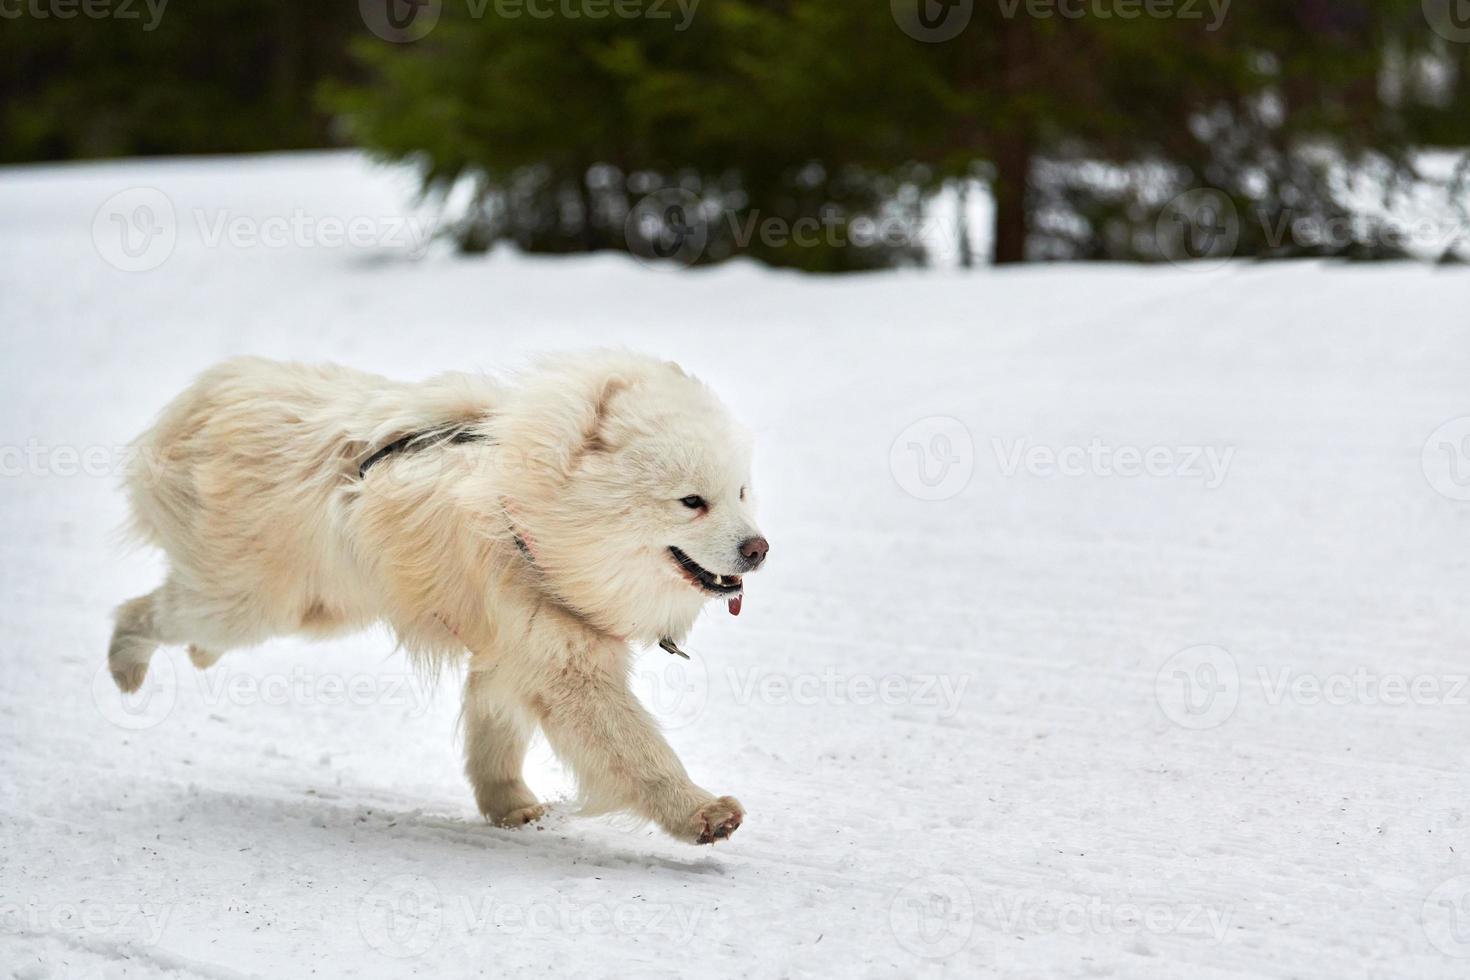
[{"x1": 358, "y1": 426, "x2": 491, "y2": 479}]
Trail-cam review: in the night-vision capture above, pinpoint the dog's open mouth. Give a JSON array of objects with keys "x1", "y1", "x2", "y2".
[{"x1": 668, "y1": 546, "x2": 743, "y2": 596}]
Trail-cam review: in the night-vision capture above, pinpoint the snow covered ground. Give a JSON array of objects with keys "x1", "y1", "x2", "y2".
[{"x1": 2, "y1": 152, "x2": 1469, "y2": 979}]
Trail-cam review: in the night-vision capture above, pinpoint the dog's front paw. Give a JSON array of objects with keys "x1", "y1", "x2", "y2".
[
  {"x1": 691, "y1": 796, "x2": 744, "y2": 845},
  {"x1": 492, "y1": 803, "x2": 547, "y2": 828}
]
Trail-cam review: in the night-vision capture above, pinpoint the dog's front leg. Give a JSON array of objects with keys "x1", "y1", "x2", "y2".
[{"x1": 537, "y1": 656, "x2": 743, "y2": 844}]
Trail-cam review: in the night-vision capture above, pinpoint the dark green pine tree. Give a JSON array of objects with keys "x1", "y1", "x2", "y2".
[
  {"x1": 328, "y1": 0, "x2": 1468, "y2": 266},
  {"x1": 0, "y1": 0, "x2": 361, "y2": 162}
]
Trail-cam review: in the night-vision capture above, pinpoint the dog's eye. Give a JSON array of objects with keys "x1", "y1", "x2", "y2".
[
  {"x1": 680, "y1": 495, "x2": 706, "y2": 510},
  {"x1": 740, "y1": 486, "x2": 746, "y2": 501}
]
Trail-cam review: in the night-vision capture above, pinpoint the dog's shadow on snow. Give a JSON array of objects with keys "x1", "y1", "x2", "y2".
[
  {"x1": 123, "y1": 781, "x2": 732, "y2": 878},
  {"x1": 406, "y1": 807, "x2": 731, "y2": 877}
]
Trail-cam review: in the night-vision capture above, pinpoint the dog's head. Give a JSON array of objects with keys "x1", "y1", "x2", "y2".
[{"x1": 495, "y1": 352, "x2": 768, "y2": 644}]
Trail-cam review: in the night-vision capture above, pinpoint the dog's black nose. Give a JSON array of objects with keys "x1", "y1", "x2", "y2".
[{"x1": 739, "y1": 536, "x2": 769, "y2": 568}]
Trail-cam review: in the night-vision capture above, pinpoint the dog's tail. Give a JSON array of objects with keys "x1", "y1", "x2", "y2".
[{"x1": 108, "y1": 592, "x2": 161, "y2": 693}]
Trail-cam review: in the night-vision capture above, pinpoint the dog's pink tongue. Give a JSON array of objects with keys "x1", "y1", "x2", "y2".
[{"x1": 728, "y1": 594, "x2": 742, "y2": 616}]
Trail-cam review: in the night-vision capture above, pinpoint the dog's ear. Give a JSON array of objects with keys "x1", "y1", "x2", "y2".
[
  {"x1": 509, "y1": 358, "x2": 645, "y2": 481},
  {"x1": 577, "y1": 376, "x2": 629, "y2": 458}
]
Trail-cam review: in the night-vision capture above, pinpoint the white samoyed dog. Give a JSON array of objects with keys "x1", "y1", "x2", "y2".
[{"x1": 108, "y1": 351, "x2": 768, "y2": 844}]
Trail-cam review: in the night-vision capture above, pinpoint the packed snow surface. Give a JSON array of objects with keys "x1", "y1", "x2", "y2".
[{"x1": 2, "y1": 152, "x2": 1469, "y2": 978}]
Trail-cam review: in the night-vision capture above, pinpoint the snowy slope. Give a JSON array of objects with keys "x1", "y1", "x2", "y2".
[{"x1": 1, "y1": 152, "x2": 1469, "y2": 979}]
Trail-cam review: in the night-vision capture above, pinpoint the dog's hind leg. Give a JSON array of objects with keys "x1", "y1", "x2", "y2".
[
  {"x1": 108, "y1": 591, "x2": 164, "y2": 694},
  {"x1": 187, "y1": 645, "x2": 224, "y2": 670},
  {"x1": 109, "y1": 576, "x2": 256, "y2": 692},
  {"x1": 463, "y1": 669, "x2": 543, "y2": 827}
]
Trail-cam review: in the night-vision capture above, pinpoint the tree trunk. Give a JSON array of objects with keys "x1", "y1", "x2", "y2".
[
  {"x1": 991, "y1": 17, "x2": 1032, "y2": 267},
  {"x1": 273, "y1": 5, "x2": 302, "y2": 139},
  {"x1": 955, "y1": 180, "x2": 973, "y2": 269},
  {"x1": 991, "y1": 129, "x2": 1031, "y2": 265}
]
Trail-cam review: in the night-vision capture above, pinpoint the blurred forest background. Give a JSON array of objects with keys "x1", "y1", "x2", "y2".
[{"x1": 3, "y1": 0, "x2": 1468, "y2": 269}]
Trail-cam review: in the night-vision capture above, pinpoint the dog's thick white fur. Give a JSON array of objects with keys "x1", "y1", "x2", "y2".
[{"x1": 109, "y1": 351, "x2": 767, "y2": 845}]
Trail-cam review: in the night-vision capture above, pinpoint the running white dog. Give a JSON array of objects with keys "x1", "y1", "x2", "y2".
[{"x1": 108, "y1": 351, "x2": 768, "y2": 845}]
